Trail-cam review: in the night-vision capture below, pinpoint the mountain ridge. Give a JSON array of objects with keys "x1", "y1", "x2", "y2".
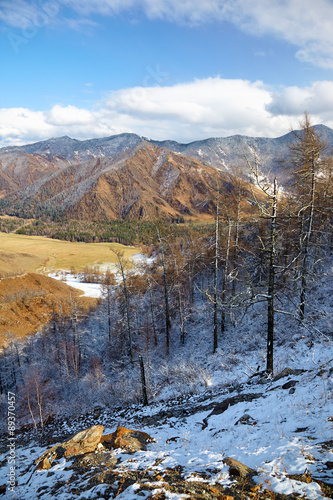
[
  {"x1": 1, "y1": 125, "x2": 332, "y2": 221},
  {"x1": 2, "y1": 124, "x2": 333, "y2": 183}
]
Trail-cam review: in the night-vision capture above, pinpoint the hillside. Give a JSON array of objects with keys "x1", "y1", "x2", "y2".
[
  {"x1": 1, "y1": 311, "x2": 332, "y2": 499},
  {"x1": 1, "y1": 142, "x2": 251, "y2": 221},
  {"x1": 0, "y1": 151, "x2": 68, "y2": 199},
  {"x1": 0, "y1": 273, "x2": 95, "y2": 348},
  {"x1": 2, "y1": 125, "x2": 332, "y2": 188},
  {"x1": 1, "y1": 126, "x2": 332, "y2": 221}
]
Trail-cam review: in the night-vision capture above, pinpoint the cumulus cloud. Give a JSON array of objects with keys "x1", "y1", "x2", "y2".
[
  {"x1": 268, "y1": 81, "x2": 333, "y2": 129},
  {"x1": 104, "y1": 78, "x2": 274, "y2": 137},
  {"x1": 2, "y1": 1, "x2": 333, "y2": 68},
  {"x1": 0, "y1": 105, "x2": 121, "y2": 146},
  {"x1": 2, "y1": 77, "x2": 333, "y2": 147}
]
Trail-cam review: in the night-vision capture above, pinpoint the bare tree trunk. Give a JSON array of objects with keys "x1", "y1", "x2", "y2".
[
  {"x1": 213, "y1": 188, "x2": 219, "y2": 353},
  {"x1": 156, "y1": 228, "x2": 171, "y2": 356},
  {"x1": 221, "y1": 217, "x2": 232, "y2": 334},
  {"x1": 107, "y1": 285, "x2": 112, "y2": 342},
  {"x1": 299, "y1": 153, "x2": 316, "y2": 321},
  {"x1": 267, "y1": 178, "x2": 277, "y2": 375},
  {"x1": 139, "y1": 355, "x2": 148, "y2": 406},
  {"x1": 112, "y1": 250, "x2": 133, "y2": 363}
]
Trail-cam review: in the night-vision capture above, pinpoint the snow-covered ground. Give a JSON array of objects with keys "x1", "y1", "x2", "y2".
[
  {"x1": 1, "y1": 257, "x2": 332, "y2": 498},
  {"x1": 1, "y1": 333, "x2": 332, "y2": 499},
  {"x1": 47, "y1": 253, "x2": 154, "y2": 298},
  {"x1": 48, "y1": 271, "x2": 104, "y2": 298}
]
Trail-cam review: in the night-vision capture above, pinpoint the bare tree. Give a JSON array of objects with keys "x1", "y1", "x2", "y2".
[
  {"x1": 248, "y1": 155, "x2": 278, "y2": 375},
  {"x1": 289, "y1": 113, "x2": 328, "y2": 320},
  {"x1": 111, "y1": 249, "x2": 133, "y2": 363}
]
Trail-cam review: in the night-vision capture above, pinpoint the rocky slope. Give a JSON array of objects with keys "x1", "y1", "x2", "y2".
[
  {"x1": 2, "y1": 124, "x2": 332, "y2": 184},
  {"x1": 1, "y1": 142, "x2": 252, "y2": 221},
  {"x1": 1, "y1": 340, "x2": 332, "y2": 499},
  {"x1": 1, "y1": 125, "x2": 332, "y2": 221}
]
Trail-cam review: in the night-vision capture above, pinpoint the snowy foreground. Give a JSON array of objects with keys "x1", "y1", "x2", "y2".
[{"x1": 1, "y1": 334, "x2": 332, "y2": 499}]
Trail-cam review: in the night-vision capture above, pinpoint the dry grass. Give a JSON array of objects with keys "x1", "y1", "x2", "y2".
[
  {"x1": 0, "y1": 273, "x2": 96, "y2": 349},
  {"x1": 0, "y1": 232, "x2": 140, "y2": 275}
]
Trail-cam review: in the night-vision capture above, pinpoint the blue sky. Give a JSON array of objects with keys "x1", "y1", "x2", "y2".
[{"x1": 1, "y1": 0, "x2": 333, "y2": 146}]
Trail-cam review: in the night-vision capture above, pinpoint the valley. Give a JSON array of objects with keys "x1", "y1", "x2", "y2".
[
  {"x1": 0, "y1": 232, "x2": 140, "y2": 349},
  {"x1": 0, "y1": 232, "x2": 140, "y2": 276}
]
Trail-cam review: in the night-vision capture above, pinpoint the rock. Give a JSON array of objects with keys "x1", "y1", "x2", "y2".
[
  {"x1": 38, "y1": 456, "x2": 52, "y2": 470},
  {"x1": 73, "y1": 449, "x2": 117, "y2": 470},
  {"x1": 35, "y1": 425, "x2": 104, "y2": 470},
  {"x1": 282, "y1": 380, "x2": 297, "y2": 390},
  {"x1": 202, "y1": 393, "x2": 263, "y2": 428},
  {"x1": 223, "y1": 457, "x2": 255, "y2": 478},
  {"x1": 273, "y1": 368, "x2": 304, "y2": 381},
  {"x1": 101, "y1": 426, "x2": 154, "y2": 453},
  {"x1": 235, "y1": 414, "x2": 257, "y2": 426},
  {"x1": 63, "y1": 425, "x2": 104, "y2": 457}
]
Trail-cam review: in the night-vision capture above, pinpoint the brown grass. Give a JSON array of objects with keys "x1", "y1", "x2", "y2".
[
  {"x1": 0, "y1": 232, "x2": 140, "y2": 276},
  {"x1": 0, "y1": 273, "x2": 96, "y2": 349}
]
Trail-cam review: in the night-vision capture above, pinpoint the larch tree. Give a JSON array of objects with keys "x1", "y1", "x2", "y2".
[
  {"x1": 247, "y1": 154, "x2": 278, "y2": 376},
  {"x1": 289, "y1": 113, "x2": 328, "y2": 321}
]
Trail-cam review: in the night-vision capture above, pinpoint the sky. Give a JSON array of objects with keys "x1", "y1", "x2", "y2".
[{"x1": 1, "y1": 0, "x2": 333, "y2": 146}]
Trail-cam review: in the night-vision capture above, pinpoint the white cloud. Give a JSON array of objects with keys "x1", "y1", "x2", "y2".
[
  {"x1": 104, "y1": 78, "x2": 273, "y2": 136},
  {"x1": 268, "y1": 81, "x2": 333, "y2": 127},
  {"x1": 1, "y1": 1, "x2": 333, "y2": 67},
  {"x1": 45, "y1": 104, "x2": 94, "y2": 126},
  {"x1": 229, "y1": 0, "x2": 333, "y2": 69},
  {"x1": 2, "y1": 77, "x2": 333, "y2": 147}
]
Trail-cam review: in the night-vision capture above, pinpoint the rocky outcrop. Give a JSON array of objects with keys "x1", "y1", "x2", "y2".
[
  {"x1": 35, "y1": 425, "x2": 104, "y2": 470},
  {"x1": 223, "y1": 457, "x2": 255, "y2": 478},
  {"x1": 101, "y1": 426, "x2": 154, "y2": 453},
  {"x1": 35, "y1": 425, "x2": 154, "y2": 471},
  {"x1": 202, "y1": 393, "x2": 263, "y2": 429}
]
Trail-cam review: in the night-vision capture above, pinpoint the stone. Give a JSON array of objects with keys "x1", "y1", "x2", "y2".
[
  {"x1": 35, "y1": 425, "x2": 104, "y2": 470},
  {"x1": 101, "y1": 426, "x2": 154, "y2": 453},
  {"x1": 223, "y1": 457, "x2": 255, "y2": 478},
  {"x1": 282, "y1": 380, "x2": 297, "y2": 390},
  {"x1": 235, "y1": 414, "x2": 257, "y2": 426},
  {"x1": 273, "y1": 368, "x2": 304, "y2": 381},
  {"x1": 63, "y1": 425, "x2": 104, "y2": 457}
]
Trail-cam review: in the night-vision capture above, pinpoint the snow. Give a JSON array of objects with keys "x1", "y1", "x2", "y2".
[
  {"x1": 48, "y1": 271, "x2": 104, "y2": 298},
  {"x1": 1, "y1": 257, "x2": 332, "y2": 499},
  {"x1": 48, "y1": 253, "x2": 154, "y2": 298},
  {"x1": 1, "y1": 332, "x2": 332, "y2": 499}
]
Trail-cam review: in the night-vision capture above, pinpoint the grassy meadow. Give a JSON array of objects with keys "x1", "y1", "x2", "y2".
[{"x1": 0, "y1": 232, "x2": 140, "y2": 276}]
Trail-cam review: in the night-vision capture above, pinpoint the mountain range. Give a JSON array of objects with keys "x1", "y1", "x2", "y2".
[{"x1": 1, "y1": 125, "x2": 332, "y2": 221}]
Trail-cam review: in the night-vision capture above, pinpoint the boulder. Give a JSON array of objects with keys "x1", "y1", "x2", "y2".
[
  {"x1": 223, "y1": 457, "x2": 255, "y2": 478},
  {"x1": 273, "y1": 368, "x2": 304, "y2": 381},
  {"x1": 63, "y1": 425, "x2": 104, "y2": 457},
  {"x1": 202, "y1": 393, "x2": 263, "y2": 428},
  {"x1": 35, "y1": 425, "x2": 104, "y2": 470},
  {"x1": 235, "y1": 414, "x2": 257, "y2": 426},
  {"x1": 101, "y1": 426, "x2": 154, "y2": 453}
]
